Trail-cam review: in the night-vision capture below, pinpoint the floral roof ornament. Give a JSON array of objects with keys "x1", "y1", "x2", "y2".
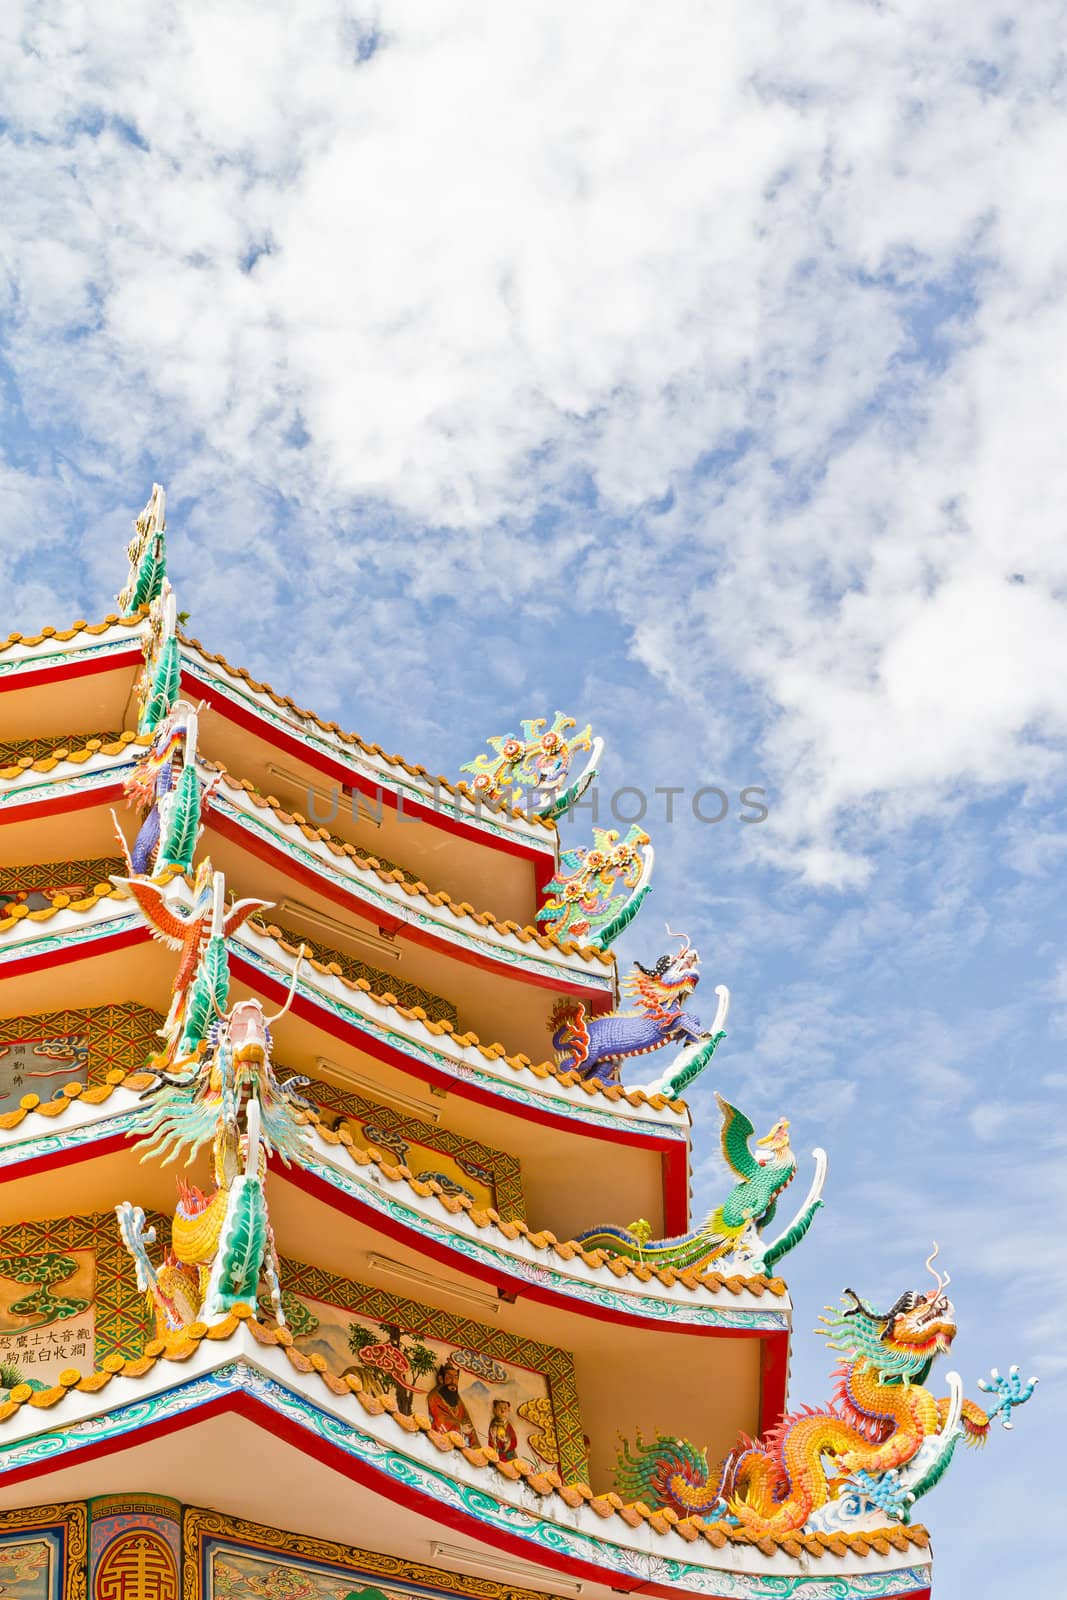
[
  {"x1": 118, "y1": 483, "x2": 167, "y2": 617},
  {"x1": 537, "y1": 824, "x2": 654, "y2": 947},
  {"x1": 459, "y1": 713, "x2": 602, "y2": 818}
]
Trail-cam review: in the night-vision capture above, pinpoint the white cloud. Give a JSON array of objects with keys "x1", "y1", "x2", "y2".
[{"x1": 1, "y1": 0, "x2": 1066, "y2": 879}]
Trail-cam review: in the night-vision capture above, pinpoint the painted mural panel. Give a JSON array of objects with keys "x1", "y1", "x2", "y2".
[
  {"x1": 279, "y1": 1259, "x2": 587, "y2": 1481},
  {"x1": 0, "y1": 1215, "x2": 157, "y2": 1378},
  {"x1": 0, "y1": 1249, "x2": 95, "y2": 1389},
  {"x1": 209, "y1": 1545, "x2": 390, "y2": 1600},
  {"x1": 90, "y1": 1497, "x2": 182, "y2": 1600},
  {"x1": 0, "y1": 1035, "x2": 88, "y2": 1107},
  {"x1": 0, "y1": 1536, "x2": 55, "y2": 1600},
  {"x1": 0, "y1": 1005, "x2": 164, "y2": 1092},
  {"x1": 304, "y1": 1076, "x2": 525, "y2": 1220},
  {"x1": 293, "y1": 1292, "x2": 552, "y2": 1466}
]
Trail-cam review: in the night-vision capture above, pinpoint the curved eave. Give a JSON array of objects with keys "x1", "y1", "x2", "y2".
[
  {"x1": 0, "y1": 743, "x2": 613, "y2": 1000},
  {"x1": 178, "y1": 640, "x2": 558, "y2": 866},
  {"x1": 0, "y1": 892, "x2": 683, "y2": 1138},
  {"x1": 0, "y1": 1092, "x2": 786, "y2": 1336},
  {"x1": 0, "y1": 616, "x2": 559, "y2": 866},
  {"x1": 0, "y1": 616, "x2": 144, "y2": 690},
  {"x1": 0, "y1": 1325, "x2": 934, "y2": 1600}
]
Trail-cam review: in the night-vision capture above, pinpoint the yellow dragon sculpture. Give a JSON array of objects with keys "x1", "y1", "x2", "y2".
[{"x1": 616, "y1": 1248, "x2": 1036, "y2": 1532}]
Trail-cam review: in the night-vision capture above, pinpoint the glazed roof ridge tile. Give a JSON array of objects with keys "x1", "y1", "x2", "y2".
[
  {"x1": 0, "y1": 732, "x2": 610, "y2": 970},
  {"x1": 0, "y1": 729, "x2": 149, "y2": 782},
  {"x1": 251, "y1": 917, "x2": 677, "y2": 1112},
  {"x1": 0, "y1": 1308, "x2": 930, "y2": 1566},
  {"x1": 205, "y1": 759, "x2": 614, "y2": 968},
  {"x1": 0, "y1": 880, "x2": 129, "y2": 937},
  {"x1": 180, "y1": 632, "x2": 558, "y2": 835},
  {"x1": 0, "y1": 613, "x2": 145, "y2": 654},
  {"x1": 0, "y1": 1074, "x2": 766, "y2": 1301},
  {"x1": 0, "y1": 892, "x2": 677, "y2": 1116}
]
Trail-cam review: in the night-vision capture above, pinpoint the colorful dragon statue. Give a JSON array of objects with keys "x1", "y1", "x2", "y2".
[
  {"x1": 551, "y1": 928, "x2": 728, "y2": 1086},
  {"x1": 460, "y1": 713, "x2": 602, "y2": 818},
  {"x1": 115, "y1": 852, "x2": 310, "y2": 1338},
  {"x1": 537, "y1": 825, "x2": 653, "y2": 948},
  {"x1": 113, "y1": 700, "x2": 216, "y2": 877},
  {"x1": 577, "y1": 1094, "x2": 826, "y2": 1274},
  {"x1": 116, "y1": 956, "x2": 310, "y2": 1338},
  {"x1": 614, "y1": 1249, "x2": 1036, "y2": 1531}
]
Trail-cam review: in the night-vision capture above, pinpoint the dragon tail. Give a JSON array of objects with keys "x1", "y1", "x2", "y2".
[
  {"x1": 614, "y1": 1432, "x2": 722, "y2": 1517},
  {"x1": 550, "y1": 1000, "x2": 589, "y2": 1073}
]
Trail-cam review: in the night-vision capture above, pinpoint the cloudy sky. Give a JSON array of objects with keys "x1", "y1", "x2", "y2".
[{"x1": 2, "y1": 2, "x2": 1064, "y2": 1588}]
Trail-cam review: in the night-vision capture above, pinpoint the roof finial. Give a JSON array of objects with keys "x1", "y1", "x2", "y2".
[{"x1": 118, "y1": 484, "x2": 167, "y2": 616}]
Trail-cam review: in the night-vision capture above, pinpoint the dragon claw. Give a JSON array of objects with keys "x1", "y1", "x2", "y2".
[
  {"x1": 846, "y1": 1468, "x2": 916, "y2": 1521},
  {"x1": 977, "y1": 1366, "x2": 1037, "y2": 1426}
]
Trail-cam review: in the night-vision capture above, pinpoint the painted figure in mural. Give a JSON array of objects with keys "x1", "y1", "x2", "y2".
[
  {"x1": 426, "y1": 1358, "x2": 478, "y2": 1444},
  {"x1": 577, "y1": 1094, "x2": 827, "y2": 1275},
  {"x1": 537, "y1": 825, "x2": 653, "y2": 949},
  {"x1": 487, "y1": 1398, "x2": 519, "y2": 1462},
  {"x1": 614, "y1": 1248, "x2": 1036, "y2": 1531},
  {"x1": 551, "y1": 928, "x2": 727, "y2": 1087}
]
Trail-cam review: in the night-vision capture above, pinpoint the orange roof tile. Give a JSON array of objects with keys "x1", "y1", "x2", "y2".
[
  {"x1": 181, "y1": 632, "x2": 558, "y2": 835},
  {"x1": 0, "y1": 1302, "x2": 929, "y2": 1565},
  {"x1": 0, "y1": 1068, "x2": 754, "y2": 1301},
  {"x1": 0, "y1": 613, "x2": 145, "y2": 653},
  {"x1": 207, "y1": 761, "x2": 613, "y2": 968}
]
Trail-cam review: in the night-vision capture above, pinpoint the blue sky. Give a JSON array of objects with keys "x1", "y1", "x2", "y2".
[{"x1": 2, "y1": 3, "x2": 1064, "y2": 1591}]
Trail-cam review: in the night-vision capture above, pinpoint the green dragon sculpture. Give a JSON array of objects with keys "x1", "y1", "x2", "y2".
[{"x1": 576, "y1": 1093, "x2": 826, "y2": 1275}]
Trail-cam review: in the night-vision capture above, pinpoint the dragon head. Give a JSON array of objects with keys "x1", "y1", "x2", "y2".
[
  {"x1": 823, "y1": 1246, "x2": 958, "y2": 1380},
  {"x1": 627, "y1": 928, "x2": 701, "y2": 1015}
]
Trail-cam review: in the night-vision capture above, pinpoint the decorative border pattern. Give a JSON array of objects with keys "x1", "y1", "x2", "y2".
[
  {"x1": 302, "y1": 1075, "x2": 524, "y2": 1221},
  {"x1": 0, "y1": 858, "x2": 124, "y2": 899},
  {"x1": 0, "y1": 1499, "x2": 88, "y2": 1600},
  {"x1": 0, "y1": 909, "x2": 142, "y2": 967},
  {"x1": 0, "y1": 632, "x2": 141, "y2": 680},
  {"x1": 183, "y1": 1505, "x2": 555, "y2": 1600},
  {"x1": 0, "y1": 1364, "x2": 926, "y2": 1600},
  {"x1": 303, "y1": 1146, "x2": 788, "y2": 1330},
  {"x1": 0, "y1": 1006, "x2": 162, "y2": 1090},
  {"x1": 0, "y1": 1213, "x2": 158, "y2": 1364},
  {"x1": 279, "y1": 1255, "x2": 586, "y2": 1482},
  {"x1": 0, "y1": 759, "x2": 138, "y2": 812}
]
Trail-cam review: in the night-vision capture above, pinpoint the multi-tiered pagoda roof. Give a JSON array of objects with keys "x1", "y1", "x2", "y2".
[{"x1": 0, "y1": 490, "x2": 1032, "y2": 1600}]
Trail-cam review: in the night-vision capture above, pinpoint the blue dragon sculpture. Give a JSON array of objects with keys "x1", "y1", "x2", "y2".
[{"x1": 551, "y1": 930, "x2": 727, "y2": 1087}]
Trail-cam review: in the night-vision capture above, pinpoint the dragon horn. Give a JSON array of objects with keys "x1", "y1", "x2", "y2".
[
  {"x1": 925, "y1": 1241, "x2": 948, "y2": 1294},
  {"x1": 664, "y1": 923, "x2": 691, "y2": 953},
  {"x1": 265, "y1": 945, "x2": 306, "y2": 1024}
]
